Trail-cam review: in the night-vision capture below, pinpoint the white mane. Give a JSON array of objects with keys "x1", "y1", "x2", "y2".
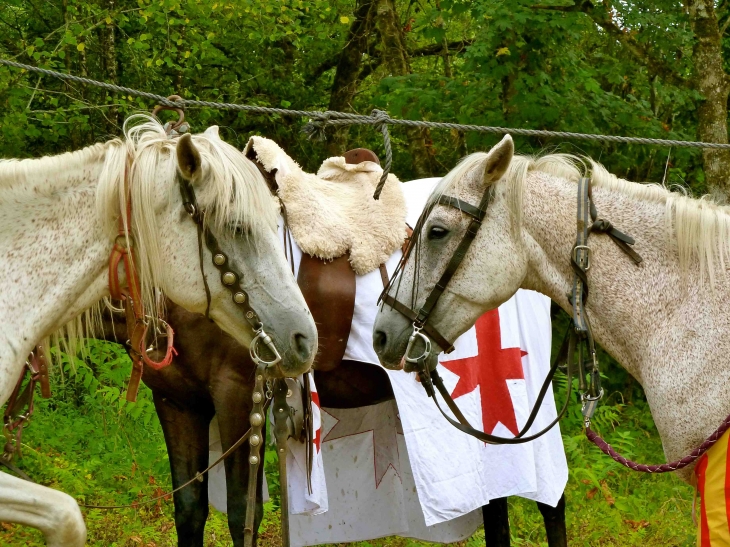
[
  {"x1": 432, "y1": 150, "x2": 730, "y2": 285},
  {"x1": 99, "y1": 114, "x2": 277, "y2": 318},
  {"x1": 1, "y1": 114, "x2": 277, "y2": 361}
]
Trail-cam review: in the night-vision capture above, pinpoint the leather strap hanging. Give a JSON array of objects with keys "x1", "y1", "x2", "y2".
[
  {"x1": 2, "y1": 345, "x2": 51, "y2": 478},
  {"x1": 108, "y1": 159, "x2": 176, "y2": 402}
]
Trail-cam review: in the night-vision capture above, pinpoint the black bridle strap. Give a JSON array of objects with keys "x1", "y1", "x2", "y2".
[
  {"x1": 381, "y1": 293, "x2": 454, "y2": 352},
  {"x1": 418, "y1": 326, "x2": 574, "y2": 445},
  {"x1": 416, "y1": 190, "x2": 492, "y2": 325},
  {"x1": 177, "y1": 172, "x2": 263, "y2": 331},
  {"x1": 196, "y1": 221, "x2": 212, "y2": 319},
  {"x1": 437, "y1": 195, "x2": 485, "y2": 220}
]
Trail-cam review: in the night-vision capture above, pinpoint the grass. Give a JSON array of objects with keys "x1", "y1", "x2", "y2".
[{"x1": 0, "y1": 340, "x2": 696, "y2": 546}]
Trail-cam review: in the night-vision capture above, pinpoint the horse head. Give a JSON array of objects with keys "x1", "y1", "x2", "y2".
[
  {"x1": 117, "y1": 116, "x2": 317, "y2": 378},
  {"x1": 373, "y1": 135, "x2": 516, "y2": 370}
]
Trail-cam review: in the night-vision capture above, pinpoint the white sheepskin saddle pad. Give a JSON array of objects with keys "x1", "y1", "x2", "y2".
[{"x1": 244, "y1": 136, "x2": 406, "y2": 275}]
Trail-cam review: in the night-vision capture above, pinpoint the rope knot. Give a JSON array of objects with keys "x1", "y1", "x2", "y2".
[
  {"x1": 301, "y1": 111, "x2": 333, "y2": 141},
  {"x1": 370, "y1": 109, "x2": 389, "y2": 127},
  {"x1": 592, "y1": 218, "x2": 613, "y2": 233},
  {"x1": 371, "y1": 110, "x2": 393, "y2": 201}
]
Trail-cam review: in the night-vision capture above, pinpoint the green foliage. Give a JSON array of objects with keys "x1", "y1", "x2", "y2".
[
  {"x1": 0, "y1": 0, "x2": 716, "y2": 191},
  {"x1": 0, "y1": 336, "x2": 696, "y2": 546}
]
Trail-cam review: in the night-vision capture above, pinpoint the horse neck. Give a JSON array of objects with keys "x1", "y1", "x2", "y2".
[
  {"x1": 0, "y1": 151, "x2": 115, "y2": 394},
  {"x1": 519, "y1": 172, "x2": 698, "y2": 384}
]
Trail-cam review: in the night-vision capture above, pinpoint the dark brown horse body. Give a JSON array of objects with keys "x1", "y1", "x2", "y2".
[{"x1": 101, "y1": 301, "x2": 566, "y2": 547}]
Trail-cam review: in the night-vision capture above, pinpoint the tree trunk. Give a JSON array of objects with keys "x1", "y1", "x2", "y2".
[
  {"x1": 327, "y1": 0, "x2": 379, "y2": 155},
  {"x1": 686, "y1": 0, "x2": 730, "y2": 200},
  {"x1": 103, "y1": 0, "x2": 119, "y2": 132},
  {"x1": 376, "y1": 0, "x2": 433, "y2": 178}
]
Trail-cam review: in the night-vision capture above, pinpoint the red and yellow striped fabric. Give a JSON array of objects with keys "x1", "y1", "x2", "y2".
[{"x1": 696, "y1": 429, "x2": 730, "y2": 546}]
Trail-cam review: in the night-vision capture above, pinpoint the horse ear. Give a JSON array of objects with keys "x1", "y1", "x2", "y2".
[
  {"x1": 483, "y1": 135, "x2": 514, "y2": 184},
  {"x1": 203, "y1": 125, "x2": 220, "y2": 139},
  {"x1": 177, "y1": 133, "x2": 202, "y2": 180}
]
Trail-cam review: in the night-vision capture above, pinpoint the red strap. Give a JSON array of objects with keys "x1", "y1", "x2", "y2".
[
  {"x1": 586, "y1": 417, "x2": 730, "y2": 473},
  {"x1": 138, "y1": 322, "x2": 177, "y2": 371},
  {"x1": 108, "y1": 242, "x2": 127, "y2": 300},
  {"x1": 108, "y1": 160, "x2": 177, "y2": 403},
  {"x1": 126, "y1": 355, "x2": 144, "y2": 403},
  {"x1": 29, "y1": 345, "x2": 51, "y2": 399}
]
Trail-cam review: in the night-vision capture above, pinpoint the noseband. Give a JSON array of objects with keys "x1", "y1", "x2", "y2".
[{"x1": 176, "y1": 170, "x2": 282, "y2": 370}]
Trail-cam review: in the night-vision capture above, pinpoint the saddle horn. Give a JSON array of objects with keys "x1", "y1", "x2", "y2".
[{"x1": 343, "y1": 148, "x2": 380, "y2": 165}]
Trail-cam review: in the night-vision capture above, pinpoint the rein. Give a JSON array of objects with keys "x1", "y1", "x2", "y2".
[
  {"x1": 1, "y1": 346, "x2": 51, "y2": 479},
  {"x1": 381, "y1": 175, "x2": 643, "y2": 446},
  {"x1": 566, "y1": 179, "x2": 730, "y2": 473}
]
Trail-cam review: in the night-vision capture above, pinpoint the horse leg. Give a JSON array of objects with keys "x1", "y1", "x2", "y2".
[
  {"x1": 153, "y1": 392, "x2": 213, "y2": 547},
  {"x1": 0, "y1": 471, "x2": 86, "y2": 546},
  {"x1": 212, "y1": 374, "x2": 258, "y2": 547},
  {"x1": 536, "y1": 494, "x2": 567, "y2": 547},
  {"x1": 482, "y1": 498, "x2": 510, "y2": 547}
]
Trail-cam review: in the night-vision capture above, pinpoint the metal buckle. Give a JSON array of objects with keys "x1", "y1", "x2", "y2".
[
  {"x1": 250, "y1": 324, "x2": 282, "y2": 369},
  {"x1": 114, "y1": 234, "x2": 132, "y2": 249},
  {"x1": 184, "y1": 202, "x2": 197, "y2": 217},
  {"x1": 581, "y1": 388, "x2": 604, "y2": 427},
  {"x1": 572, "y1": 245, "x2": 592, "y2": 270},
  {"x1": 405, "y1": 324, "x2": 432, "y2": 365}
]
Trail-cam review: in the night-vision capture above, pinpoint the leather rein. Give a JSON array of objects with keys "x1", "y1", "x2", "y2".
[
  {"x1": 385, "y1": 173, "x2": 730, "y2": 472},
  {"x1": 380, "y1": 175, "x2": 643, "y2": 445}
]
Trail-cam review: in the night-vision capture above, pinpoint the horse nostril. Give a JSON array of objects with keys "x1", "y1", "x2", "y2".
[
  {"x1": 291, "y1": 332, "x2": 312, "y2": 363},
  {"x1": 373, "y1": 330, "x2": 388, "y2": 354}
]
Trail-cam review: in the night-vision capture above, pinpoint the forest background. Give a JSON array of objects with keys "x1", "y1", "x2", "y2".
[{"x1": 0, "y1": 0, "x2": 726, "y2": 545}]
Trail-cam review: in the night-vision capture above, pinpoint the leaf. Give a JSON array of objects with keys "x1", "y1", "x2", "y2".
[
  {"x1": 340, "y1": 16, "x2": 349, "y2": 24},
  {"x1": 600, "y1": 480, "x2": 615, "y2": 505},
  {"x1": 496, "y1": 47, "x2": 510, "y2": 57},
  {"x1": 76, "y1": 43, "x2": 85, "y2": 52}
]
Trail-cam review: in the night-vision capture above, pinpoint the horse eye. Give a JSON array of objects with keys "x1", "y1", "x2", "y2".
[
  {"x1": 428, "y1": 226, "x2": 449, "y2": 240},
  {"x1": 232, "y1": 224, "x2": 250, "y2": 237}
]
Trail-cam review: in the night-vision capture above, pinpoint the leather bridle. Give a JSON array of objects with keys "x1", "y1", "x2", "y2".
[
  {"x1": 108, "y1": 127, "x2": 284, "y2": 400},
  {"x1": 381, "y1": 174, "x2": 643, "y2": 445},
  {"x1": 380, "y1": 188, "x2": 494, "y2": 359},
  {"x1": 175, "y1": 170, "x2": 282, "y2": 369}
]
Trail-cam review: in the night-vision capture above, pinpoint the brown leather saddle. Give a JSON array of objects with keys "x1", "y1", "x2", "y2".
[
  {"x1": 246, "y1": 147, "x2": 385, "y2": 371},
  {"x1": 299, "y1": 148, "x2": 386, "y2": 371}
]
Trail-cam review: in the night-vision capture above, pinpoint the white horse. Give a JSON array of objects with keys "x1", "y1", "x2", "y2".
[
  {"x1": 0, "y1": 115, "x2": 317, "y2": 546},
  {"x1": 373, "y1": 134, "x2": 730, "y2": 485}
]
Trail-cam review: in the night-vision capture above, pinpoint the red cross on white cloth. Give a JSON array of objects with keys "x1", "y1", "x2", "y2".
[{"x1": 439, "y1": 309, "x2": 527, "y2": 436}]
